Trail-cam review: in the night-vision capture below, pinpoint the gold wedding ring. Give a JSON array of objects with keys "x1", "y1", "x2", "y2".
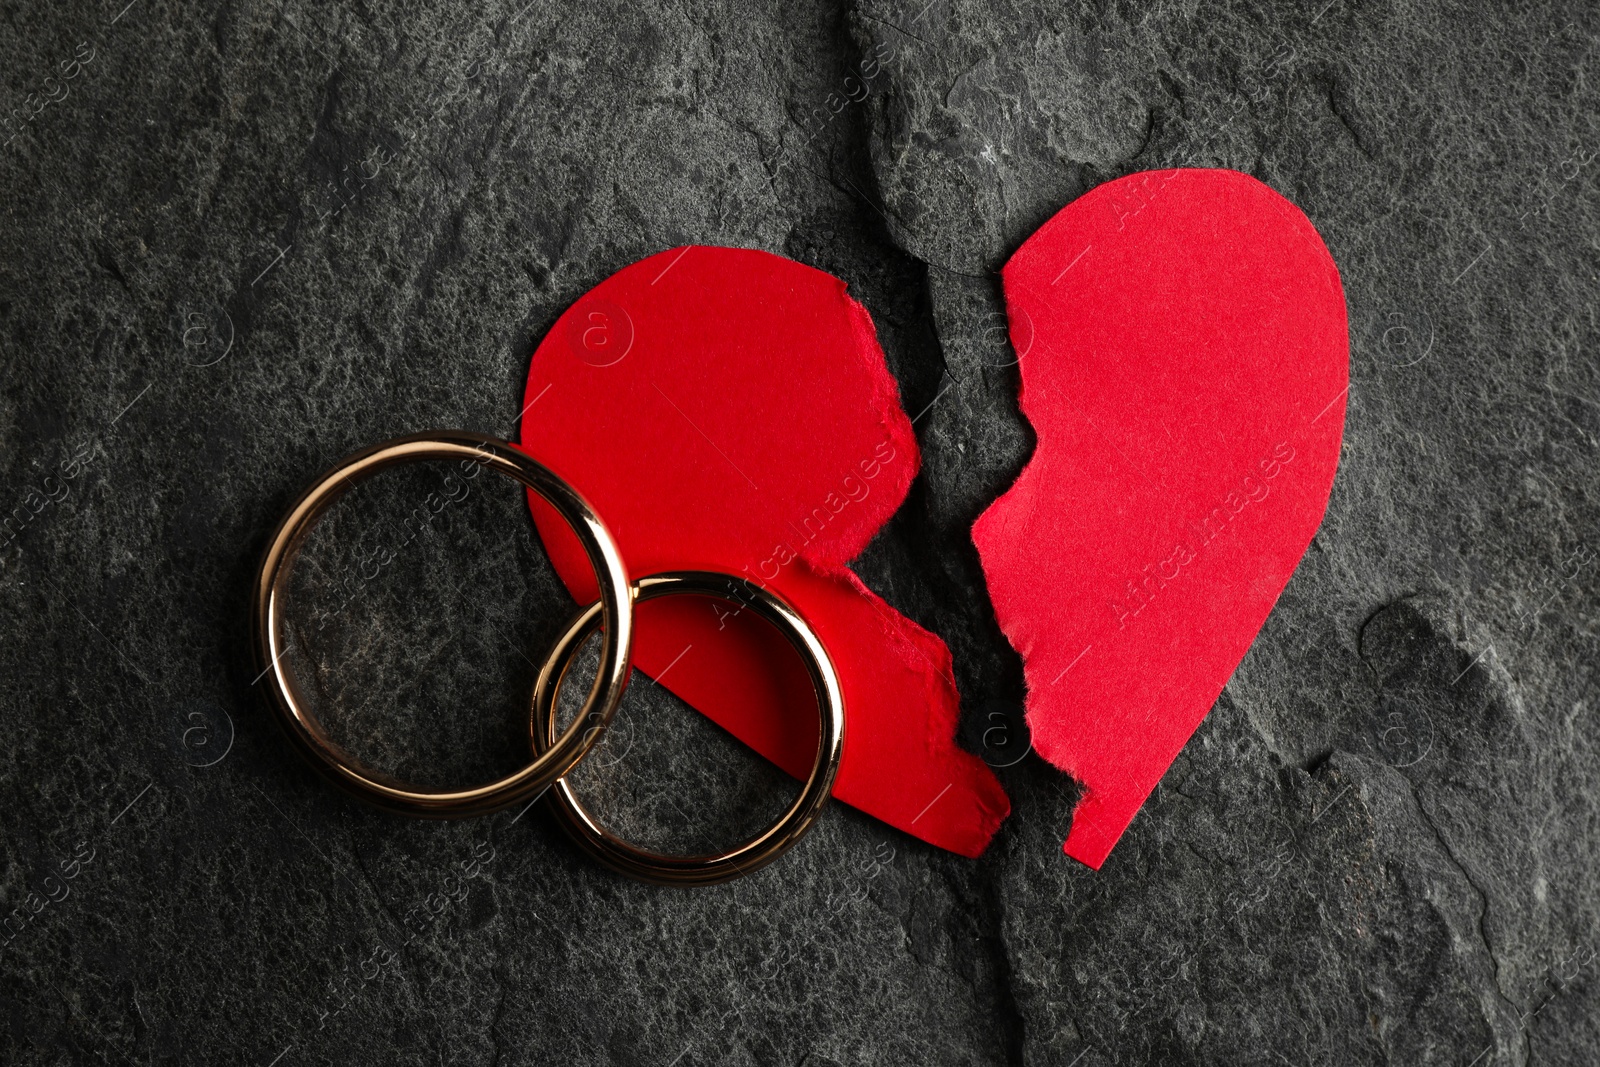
[
  {"x1": 250, "y1": 431, "x2": 634, "y2": 818},
  {"x1": 530, "y1": 572, "x2": 846, "y2": 886},
  {"x1": 252, "y1": 434, "x2": 847, "y2": 885}
]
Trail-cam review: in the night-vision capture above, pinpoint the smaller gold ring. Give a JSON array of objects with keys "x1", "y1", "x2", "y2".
[
  {"x1": 531, "y1": 572, "x2": 845, "y2": 886},
  {"x1": 250, "y1": 431, "x2": 633, "y2": 818}
]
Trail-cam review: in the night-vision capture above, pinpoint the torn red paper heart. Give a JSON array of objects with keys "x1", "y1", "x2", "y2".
[
  {"x1": 520, "y1": 246, "x2": 1009, "y2": 857},
  {"x1": 974, "y1": 168, "x2": 1348, "y2": 868}
]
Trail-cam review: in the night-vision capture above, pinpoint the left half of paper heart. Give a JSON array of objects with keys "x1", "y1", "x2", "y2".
[{"x1": 518, "y1": 246, "x2": 1010, "y2": 857}]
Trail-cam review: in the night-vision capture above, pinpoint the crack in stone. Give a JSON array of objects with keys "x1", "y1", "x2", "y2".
[
  {"x1": 1399, "y1": 773, "x2": 1525, "y2": 1064},
  {"x1": 484, "y1": 968, "x2": 509, "y2": 1067},
  {"x1": 345, "y1": 832, "x2": 411, "y2": 942},
  {"x1": 976, "y1": 851, "x2": 1030, "y2": 1066},
  {"x1": 837, "y1": 3, "x2": 1034, "y2": 1055}
]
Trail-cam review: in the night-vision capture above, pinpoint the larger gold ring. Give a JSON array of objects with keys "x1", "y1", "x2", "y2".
[
  {"x1": 250, "y1": 431, "x2": 633, "y2": 818},
  {"x1": 531, "y1": 571, "x2": 845, "y2": 886}
]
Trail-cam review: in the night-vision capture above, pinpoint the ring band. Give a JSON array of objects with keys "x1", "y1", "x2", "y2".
[
  {"x1": 530, "y1": 571, "x2": 845, "y2": 886},
  {"x1": 250, "y1": 431, "x2": 634, "y2": 818}
]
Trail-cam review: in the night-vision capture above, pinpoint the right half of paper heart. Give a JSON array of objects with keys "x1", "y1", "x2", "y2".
[{"x1": 973, "y1": 168, "x2": 1349, "y2": 869}]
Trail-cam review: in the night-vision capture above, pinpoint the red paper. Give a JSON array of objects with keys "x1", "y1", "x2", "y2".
[
  {"x1": 520, "y1": 246, "x2": 1009, "y2": 857},
  {"x1": 974, "y1": 169, "x2": 1348, "y2": 868}
]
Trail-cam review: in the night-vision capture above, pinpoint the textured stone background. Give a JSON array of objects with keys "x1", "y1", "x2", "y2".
[{"x1": 2, "y1": 0, "x2": 1598, "y2": 1063}]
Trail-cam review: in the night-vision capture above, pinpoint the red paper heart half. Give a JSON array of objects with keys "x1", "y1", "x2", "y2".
[
  {"x1": 520, "y1": 246, "x2": 1010, "y2": 857},
  {"x1": 974, "y1": 168, "x2": 1349, "y2": 868}
]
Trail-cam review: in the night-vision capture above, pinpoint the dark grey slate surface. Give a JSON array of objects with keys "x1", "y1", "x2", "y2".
[{"x1": 1, "y1": 0, "x2": 1597, "y2": 1064}]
